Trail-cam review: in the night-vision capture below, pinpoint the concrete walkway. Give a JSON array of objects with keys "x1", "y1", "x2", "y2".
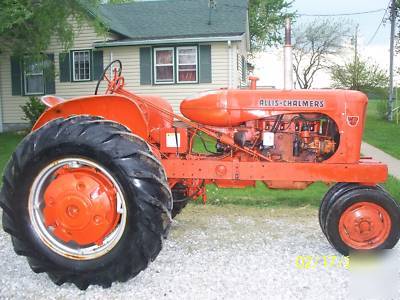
[{"x1": 361, "y1": 142, "x2": 400, "y2": 180}]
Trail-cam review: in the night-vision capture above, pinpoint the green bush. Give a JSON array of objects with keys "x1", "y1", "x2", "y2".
[{"x1": 20, "y1": 97, "x2": 46, "y2": 127}]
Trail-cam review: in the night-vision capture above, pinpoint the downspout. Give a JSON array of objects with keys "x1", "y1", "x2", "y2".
[
  {"x1": 109, "y1": 51, "x2": 113, "y2": 77},
  {"x1": 0, "y1": 63, "x2": 4, "y2": 133},
  {"x1": 228, "y1": 40, "x2": 233, "y2": 88}
]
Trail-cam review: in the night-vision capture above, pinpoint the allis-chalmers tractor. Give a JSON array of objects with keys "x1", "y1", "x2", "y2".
[{"x1": 1, "y1": 60, "x2": 399, "y2": 289}]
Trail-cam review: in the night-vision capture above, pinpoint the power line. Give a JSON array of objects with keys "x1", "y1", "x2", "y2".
[
  {"x1": 366, "y1": 0, "x2": 391, "y2": 46},
  {"x1": 223, "y1": 3, "x2": 381, "y2": 14},
  {"x1": 298, "y1": 8, "x2": 385, "y2": 17}
]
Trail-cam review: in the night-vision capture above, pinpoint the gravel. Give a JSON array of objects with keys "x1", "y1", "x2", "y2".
[{"x1": 1, "y1": 204, "x2": 399, "y2": 299}]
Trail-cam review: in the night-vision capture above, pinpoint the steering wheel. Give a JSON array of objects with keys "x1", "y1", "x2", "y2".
[{"x1": 94, "y1": 60, "x2": 124, "y2": 95}]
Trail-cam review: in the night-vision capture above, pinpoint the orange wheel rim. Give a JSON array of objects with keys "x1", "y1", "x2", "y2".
[
  {"x1": 339, "y1": 202, "x2": 391, "y2": 249},
  {"x1": 43, "y1": 166, "x2": 120, "y2": 246},
  {"x1": 29, "y1": 158, "x2": 127, "y2": 260}
]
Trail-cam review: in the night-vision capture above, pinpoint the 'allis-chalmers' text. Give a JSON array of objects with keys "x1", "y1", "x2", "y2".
[{"x1": 259, "y1": 99, "x2": 325, "y2": 108}]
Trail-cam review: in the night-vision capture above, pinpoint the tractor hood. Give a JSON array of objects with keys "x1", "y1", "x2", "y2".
[{"x1": 180, "y1": 89, "x2": 368, "y2": 127}]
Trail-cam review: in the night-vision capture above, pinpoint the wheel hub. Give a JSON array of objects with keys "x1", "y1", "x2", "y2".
[
  {"x1": 43, "y1": 167, "x2": 119, "y2": 246},
  {"x1": 339, "y1": 202, "x2": 391, "y2": 249},
  {"x1": 359, "y1": 220, "x2": 371, "y2": 234}
]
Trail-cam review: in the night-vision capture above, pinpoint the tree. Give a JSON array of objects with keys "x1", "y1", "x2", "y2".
[
  {"x1": 330, "y1": 57, "x2": 388, "y2": 94},
  {"x1": 0, "y1": 1, "x2": 98, "y2": 57},
  {"x1": 249, "y1": 0, "x2": 294, "y2": 53},
  {"x1": 292, "y1": 19, "x2": 349, "y2": 89},
  {"x1": 0, "y1": 0, "x2": 133, "y2": 58}
]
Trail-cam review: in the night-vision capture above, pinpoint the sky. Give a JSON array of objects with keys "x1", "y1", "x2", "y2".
[{"x1": 253, "y1": 0, "x2": 396, "y2": 88}]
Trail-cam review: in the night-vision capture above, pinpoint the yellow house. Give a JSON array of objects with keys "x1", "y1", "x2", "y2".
[{"x1": 0, "y1": 0, "x2": 250, "y2": 132}]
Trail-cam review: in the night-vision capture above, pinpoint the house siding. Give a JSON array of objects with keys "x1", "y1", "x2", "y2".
[
  {"x1": 0, "y1": 20, "x2": 109, "y2": 127},
  {"x1": 102, "y1": 42, "x2": 231, "y2": 113},
  {"x1": 0, "y1": 21, "x2": 247, "y2": 129}
]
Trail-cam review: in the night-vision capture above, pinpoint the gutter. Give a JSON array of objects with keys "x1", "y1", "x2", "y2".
[
  {"x1": 245, "y1": 10, "x2": 251, "y2": 51},
  {"x1": 94, "y1": 34, "x2": 245, "y2": 48},
  {"x1": 228, "y1": 40, "x2": 233, "y2": 88}
]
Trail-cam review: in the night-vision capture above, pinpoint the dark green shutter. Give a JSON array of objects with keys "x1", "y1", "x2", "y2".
[
  {"x1": 45, "y1": 54, "x2": 56, "y2": 94},
  {"x1": 140, "y1": 47, "x2": 152, "y2": 85},
  {"x1": 92, "y1": 50, "x2": 103, "y2": 81},
  {"x1": 199, "y1": 45, "x2": 212, "y2": 83},
  {"x1": 59, "y1": 52, "x2": 71, "y2": 82},
  {"x1": 10, "y1": 56, "x2": 22, "y2": 96}
]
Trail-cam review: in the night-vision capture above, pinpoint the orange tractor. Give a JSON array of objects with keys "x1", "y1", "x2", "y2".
[{"x1": 1, "y1": 60, "x2": 399, "y2": 289}]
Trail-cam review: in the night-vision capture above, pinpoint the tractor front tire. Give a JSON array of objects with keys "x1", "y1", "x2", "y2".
[
  {"x1": 319, "y1": 183, "x2": 385, "y2": 236},
  {"x1": 324, "y1": 186, "x2": 400, "y2": 255},
  {"x1": 0, "y1": 116, "x2": 172, "y2": 289},
  {"x1": 319, "y1": 183, "x2": 352, "y2": 235}
]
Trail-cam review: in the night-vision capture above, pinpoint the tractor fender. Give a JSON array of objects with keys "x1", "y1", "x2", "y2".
[{"x1": 33, "y1": 94, "x2": 149, "y2": 139}]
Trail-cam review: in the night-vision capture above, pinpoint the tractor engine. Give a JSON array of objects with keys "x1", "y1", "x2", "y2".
[
  {"x1": 179, "y1": 89, "x2": 349, "y2": 164},
  {"x1": 220, "y1": 113, "x2": 339, "y2": 163}
]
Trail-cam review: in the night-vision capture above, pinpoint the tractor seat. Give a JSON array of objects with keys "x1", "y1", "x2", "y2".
[{"x1": 41, "y1": 95, "x2": 66, "y2": 108}]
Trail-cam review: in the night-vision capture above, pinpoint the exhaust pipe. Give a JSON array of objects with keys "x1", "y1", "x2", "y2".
[{"x1": 284, "y1": 17, "x2": 293, "y2": 90}]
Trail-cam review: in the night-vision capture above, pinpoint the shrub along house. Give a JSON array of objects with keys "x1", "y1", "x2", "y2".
[{"x1": 0, "y1": 0, "x2": 249, "y2": 132}]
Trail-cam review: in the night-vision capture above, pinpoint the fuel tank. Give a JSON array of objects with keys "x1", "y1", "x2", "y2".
[{"x1": 180, "y1": 89, "x2": 367, "y2": 127}]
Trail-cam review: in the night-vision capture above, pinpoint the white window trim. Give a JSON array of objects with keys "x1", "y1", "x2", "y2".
[
  {"x1": 177, "y1": 46, "x2": 198, "y2": 84},
  {"x1": 154, "y1": 47, "x2": 175, "y2": 84},
  {"x1": 72, "y1": 50, "x2": 91, "y2": 82},
  {"x1": 24, "y1": 59, "x2": 44, "y2": 96}
]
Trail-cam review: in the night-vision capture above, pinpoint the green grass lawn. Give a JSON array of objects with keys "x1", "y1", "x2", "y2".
[
  {"x1": 364, "y1": 100, "x2": 400, "y2": 159},
  {"x1": 200, "y1": 176, "x2": 400, "y2": 207},
  {"x1": 0, "y1": 106, "x2": 399, "y2": 208},
  {"x1": 0, "y1": 132, "x2": 24, "y2": 175}
]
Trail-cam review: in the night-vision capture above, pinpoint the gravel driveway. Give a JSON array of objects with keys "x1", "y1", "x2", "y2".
[{"x1": 1, "y1": 204, "x2": 399, "y2": 299}]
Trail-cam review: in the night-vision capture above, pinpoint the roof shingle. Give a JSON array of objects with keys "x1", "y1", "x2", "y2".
[{"x1": 98, "y1": 0, "x2": 248, "y2": 41}]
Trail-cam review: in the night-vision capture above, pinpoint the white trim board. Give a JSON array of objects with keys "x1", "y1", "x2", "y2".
[{"x1": 94, "y1": 35, "x2": 245, "y2": 48}]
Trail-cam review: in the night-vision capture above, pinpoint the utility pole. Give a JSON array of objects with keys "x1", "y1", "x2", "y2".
[
  {"x1": 354, "y1": 24, "x2": 358, "y2": 63},
  {"x1": 388, "y1": 0, "x2": 397, "y2": 121},
  {"x1": 354, "y1": 24, "x2": 359, "y2": 89},
  {"x1": 283, "y1": 17, "x2": 293, "y2": 90}
]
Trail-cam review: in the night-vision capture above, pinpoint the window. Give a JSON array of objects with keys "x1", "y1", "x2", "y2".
[
  {"x1": 154, "y1": 48, "x2": 174, "y2": 84},
  {"x1": 59, "y1": 50, "x2": 103, "y2": 83},
  {"x1": 177, "y1": 47, "x2": 198, "y2": 83},
  {"x1": 11, "y1": 54, "x2": 55, "y2": 96},
  {"x1": 152, "y1": 46, "x2": 199, "y2": 84},
  {"x1": 24, "y1": 59, "x2": 44, "y2": 95},
  {"x1": 73, "y1": 50, "x2": 91, "y2": 81}
]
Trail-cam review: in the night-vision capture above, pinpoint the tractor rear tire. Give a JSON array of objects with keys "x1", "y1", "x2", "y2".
[
  {"x1": 324, "y1": 186, "x2": 400, "y2": 255},
  {"x1": 0, "y1": 116, "x2": 172, "y2": 289}
]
